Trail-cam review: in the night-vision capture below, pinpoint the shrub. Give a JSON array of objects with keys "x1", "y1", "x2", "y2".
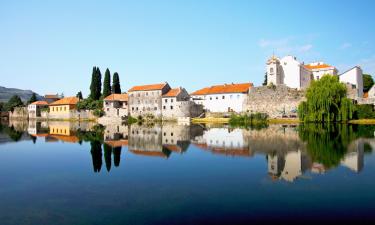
[
  {"x1": 354, "y1": 104, "x2": 375, "y2": 119},
  {"x1": 93, "y1": 109, "x2": 104, "y2": 117}
]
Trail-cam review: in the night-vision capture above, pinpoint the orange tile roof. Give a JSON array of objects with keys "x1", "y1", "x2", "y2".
[
  {"x1": 163, "y1": 144, "x2": 182, "y2": 152},
  {"x1": 49, "y1": 135, "x2": 79, "y2": 143},
  {"x1": 105, "y1": 140, "x2": 128, "y2": 147},
  {"x1": 129, "y1": 150, "x2": 169, "y2": 158},
  {"x1": 30, "y1": 101, "x2": 49, "y2": 105},
  {"x1": 30, "y1": 133, "x2": 49, "y2": 137},
  {"x1": 162, "y1": 88, "x2": 181, "y2": 97},
  {"x1": 49, "y1": 97, "x2": 79, "y2": 106},
  {"x1": 191, "y1": 83, "x2": 253, "y2": 95},
  {"x1": 304, "y1": 64, "x2": 334, "y2": 70},
  {"x1": 128, "y1": 83, "x2": 167, "y2": 92},
  {"x1": 104, "y1": 93, "x2": 128, "y2": 102},
  {"x1": 45, "y1": 94, "x2": 60, "y2": 99}
]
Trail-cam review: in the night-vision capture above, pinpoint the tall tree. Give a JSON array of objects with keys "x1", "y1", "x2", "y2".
[
  {"x1": 363, "y1": 74, "x2": 374, "y2": 92},
  {"x1": 112, "y1": 72, "x2": 121, "y2": 94},
  {"x1": 102, "y1": 68, "x2": 111, "y2": 97},
  {"x1": 262, "y1": 72, "x2": 267, "y2": 86},
  {"x1": 89, "y1": 66, "x2": 102, "y2": 100},
  {"x1": 76, "y1": 91, "x2": 83, "y2": 100},
  {"x1": 5, "y1": 95, "x2": 24, "y2": 112},
  {"x1": 28, "y1": 93, "x2": 37, "y2": 104},
  {"x1": 298, "y1": 75, "x2": 354, "y2": 122}
]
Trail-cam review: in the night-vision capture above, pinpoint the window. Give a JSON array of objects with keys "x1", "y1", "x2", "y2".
[
  {"x1": 170, "y1": 106, "x2": 173, "y2": 110},
  {"x1": 317, "y1": 76, "x2": 320, "y2": 80},
  {"x1": 210, "y1": 97, "x2": 212, "y2": 100},
  {"x1": 171, "y1": 99, "x2": 173, "y2": 103},
  {"x1": 154, "y1": 107, "x2": 157, "y2": 110},
  {"x1": 270, "y1": 68, "x2": 274, "y2": 73},
  {"x1": 165, "y1": 99, "x2": 168, "y2": 103},
  {"x1": 222, "y1": 96, "x2": 225, "y2": 99},
  {"x1": 146, "y1": 92, "x2": 148, "y2": 96},
  {"x1": 163, "y1": 106, "x2": 166, "y2": 109},
  {"x1": 216, "y1": 97, "x2": 218, "y2": 100},
  {"x1": 171, "y1": 132, "x2": 173, "y2": 136},
  {"x1": 132, "y1": 107, "x2": 134, "y2": 111}
]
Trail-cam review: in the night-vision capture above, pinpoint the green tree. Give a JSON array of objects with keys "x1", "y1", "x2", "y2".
[
  {"x1": 363, "y1": 74, "x2": 374, "y2": 92},
  {"x1": 89, "y1": 66, "x2": 102, "y2": 100},
  {"x1": 262, "y1": 72, "x2": 267, "y2": 86},
  {"x1": 27, "y1": 93, "x2": 37, "y2": 104},
  {"x1": 102, "y1": 68, "x2": 111, "y2": 98},
  {"x1": 5, "y1": 95, "x2": 24, "y2": 112},
  {"x1": 112, "y1": 72, "x2": 121, "y2": 94},
  {"x1": 76, "y1": 91, "x2": 83, "y2": 100},
  {"x1": 298, "y1": 75, "x2": 354, "y2": 122},
  {"x1": 0, "y1": 102, "x2": 4, "y2": 112}
]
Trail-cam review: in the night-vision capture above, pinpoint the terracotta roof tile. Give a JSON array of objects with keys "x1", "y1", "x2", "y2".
[
  {"x1": 128, "y1": 83, "x2": 167, "y2": 92},
  {"x1": 304, "y1": 64, "x2": 334, "y2": 70},
  {"x1": 162, "y1": 88, "x2": 181, "y2": 97},
  {"x1": 45, "y1": 94, "x2": 60, "y2": 99},
  {"x1": 191, "y1": 83, "x2": 253, "y2": 95},
  {"x1": 30, "y1": 101, "x2": 49, "y2": 105},
  {"x1": 49, "y1": 97, "x2": 79, "y2": 106},
  {"x1": 49, "y1": 135, "x2": 79, "y2": 143},
  {"x1": 104, "y1": 93, "x2": 128, "y2": 101}
]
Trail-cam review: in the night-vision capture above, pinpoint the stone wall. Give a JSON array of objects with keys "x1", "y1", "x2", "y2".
[
  {"x1": 244, "y1": 85, "x2": 305, "y2": 118},
  {"x1": 9, "y1": 107, "x2": 28, "y2": 119}
]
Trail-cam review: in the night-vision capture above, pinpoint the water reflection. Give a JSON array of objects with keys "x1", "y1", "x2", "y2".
[{"x1": 1, "y1": 120, "x2": 374, "y2": 182}]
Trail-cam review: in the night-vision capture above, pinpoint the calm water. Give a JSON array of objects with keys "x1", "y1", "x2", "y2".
[{"x1": 1, "y1": 120, "x2": 375, "y2": 224}]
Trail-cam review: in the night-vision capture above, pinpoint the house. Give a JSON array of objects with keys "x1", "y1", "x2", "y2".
[
  {"x1": 162, "y1": 87, "x2": 203, "y2": 120},
  {"x1": 339, "y1": 66, "x2": 364, "y2": 98},
  {"x1": 49, "y1": 97, "x2": 79, "y2": 119},
  {"x1": 128, "y1": 82, "x2": 171, "y2": 118},
  {"x1": 266, "y1": 55, "x2": 312, "y2": 89},
  {"x1": 44, "y1": 94, "x2": 61, "y2": 104},
  {"x1": 28, "y1": 101, "x2": 49, "y2": 119},
  {"x1": 304, "y1": 62, "x2": 338, "y2": 80},
  {"x1": 103, "y1": 93, "x2": 129, "y2": 120},
  {"x1": 191, "y1": 83, "x2": 253, "y2": 113}
]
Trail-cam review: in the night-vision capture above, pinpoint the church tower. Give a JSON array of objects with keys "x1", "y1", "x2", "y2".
[{"x1": 266, "y1": 55, "x2": 282, "y2": 85}]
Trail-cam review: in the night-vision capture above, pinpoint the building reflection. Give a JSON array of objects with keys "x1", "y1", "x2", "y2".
[{"x1": 1, "y1": 120, "x2": 373, "y2": 180}]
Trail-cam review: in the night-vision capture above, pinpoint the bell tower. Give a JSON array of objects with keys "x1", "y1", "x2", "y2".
[{"x1": 266, "y1": 55, "x2": 281, "y2": 85}]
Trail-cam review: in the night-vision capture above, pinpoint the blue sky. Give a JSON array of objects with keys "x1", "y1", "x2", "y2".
[{"x1": 1, "y1": 0, "x2": 375, "y2": 97}]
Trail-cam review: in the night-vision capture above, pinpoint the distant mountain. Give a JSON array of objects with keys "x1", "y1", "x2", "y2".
[{"x1": 0, "y1": 86, "x2": 42, "y2": 103}]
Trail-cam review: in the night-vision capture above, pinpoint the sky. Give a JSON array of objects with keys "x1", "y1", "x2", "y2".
[{"x1": 1, "y1": 0, "x2": 375, "y2": 97}]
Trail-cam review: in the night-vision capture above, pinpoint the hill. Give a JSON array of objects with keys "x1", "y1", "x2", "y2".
[{"x1": 0, "y1": 86, "x2": 42, "y2": 103}]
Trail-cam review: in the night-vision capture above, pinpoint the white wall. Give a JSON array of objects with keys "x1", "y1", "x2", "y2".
[
  {"x1": 280, "y1": 56, "x2": 301, "y2": 89},
  {"x1": 200, "y1": 128, "x2": 246, "y2": 149},
  {"x1": 202, "y1": 93, "x2": 246, "y2": 112},
  {"x1": 311, "y1": 68, "x2": 337, "y2": 80},
  {"x1": 339, "y1": 67, "x2": 363, "y2": 98}
]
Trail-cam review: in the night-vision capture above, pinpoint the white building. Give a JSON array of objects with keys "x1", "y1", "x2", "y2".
[
  {"x1": 339, "y1": 66, "x2": 364, "y2": 98},
  {"x1": 191, "y1": 83, "x2": 253, "y2": 113},
  {"x1": 266, "y1": 55, "x2": 312, "y2": 89},
  {"x1": 304, "y1": 62, "x2": 338, "y2": 80},
  {"x1": 27, "y1": 101, "x2": 49, "y2": 118}
]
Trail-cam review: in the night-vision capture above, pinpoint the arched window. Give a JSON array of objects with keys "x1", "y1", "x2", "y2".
[{"x1": 270, "y1": 68, "x2": 274, "y2": 73}]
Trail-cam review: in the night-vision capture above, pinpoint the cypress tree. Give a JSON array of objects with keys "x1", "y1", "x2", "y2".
[
  {"x1": 112, "y1": 72, "x2": 121, "y2": 94},
  {"x1": 89, "y1": 66, "x2": 102, "y2": 100},
  {"x1": 28, "y1": 93, "x2": 37, "y2": 104},
  {"x1": 76, "y1": 91, "x2": 83, "y2": 100},
  {"x1": 102, "y1": 68, "x2": 111, "y2": 98}
]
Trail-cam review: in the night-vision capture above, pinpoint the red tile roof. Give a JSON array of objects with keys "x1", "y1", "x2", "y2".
[
  {"x1": 162, "y1": 88, "x2": 181, "y2": 97},
  {"x1": 105, "y1": 140, "x2": 128, "y2": 147},
  {"x1": 304, "y1": 64, "x2": 333, "y2": 70},
  {"x1": 128, "y1": 83, "x2": 167, "y2": 92},
  {"x1": 104, "y1": 93, "x2": 128, "y2": 102},
  {"x1": 191, "y1": 83, "x2": 253, "y2": 95},
  {"x1": 44, "y1": 94, "x2": 60, "y2": 99},
  {"x1": 30, "y1": 101, "x2": 49, "y2": 105},
  {"x1": 49, "y1": 97, "x2": 79, "y2": 106}
]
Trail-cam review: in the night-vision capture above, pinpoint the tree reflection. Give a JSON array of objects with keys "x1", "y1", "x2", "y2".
[
  {"x1": 113, "y1": 147, "x2": 122, "y2": 167},
  {"x1": 90, "y1": 141, "x2": 102, "y2": 173},
  {"x1": 103, "y1": 143, "x2": 112, "y2": 172},
  {"x1": 298, "y1": 124, "x2": 367, "y2": 169}
]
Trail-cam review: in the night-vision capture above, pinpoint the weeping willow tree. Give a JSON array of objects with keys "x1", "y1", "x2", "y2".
[{"x1": 298, "y1": 75, "x2": 354, "y2": 122}]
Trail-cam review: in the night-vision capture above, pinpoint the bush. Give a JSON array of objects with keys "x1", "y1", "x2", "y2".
[
  {"x1": 229, "y1": 113, "x2": 268, "y2": 127},
  {"x1": 354, "y1": 104, "x2": 375, "y2": 119},
  {"x1": 127, "y1": 116, "x2": 138, "y2": 124},
  {"x1": 77, "y1": 98, "x2": 103, "y2": 111},
  {"x1": 93, "y1": 109, "x2": 104, "y2": 117}
]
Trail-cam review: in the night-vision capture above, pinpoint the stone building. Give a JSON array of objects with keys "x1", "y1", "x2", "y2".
[
  {"x1": 191, "y1": 83, "x2": 253, "y2": 113},
  {"x1": 162, "y1": 87, "x2": 203, "y2": 120},
  {"x1": 128, "y1": 82, "x2": 171, "y2": 119},
  {"x1": 28, "y1": 101, "x2": 48, "y2": 119},
  {"x1": 339, "y1": 66, "x2": 364, "y2": 99},
  {"x1": 101, "y1": 93, "x2": 129, "y2": 123}
]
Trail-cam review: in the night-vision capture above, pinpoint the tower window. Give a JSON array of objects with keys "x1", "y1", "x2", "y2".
[{"x1": 270, "y1": 68, "x2": 274, "y2": 73}]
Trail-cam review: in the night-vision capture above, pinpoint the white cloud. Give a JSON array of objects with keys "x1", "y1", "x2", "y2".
[
  {"x1": 258, "y1": 37, "x2": 313, "y2": 56},
  {"x1": 339, "y1": 42, "x2": 352, "y2": 50}
]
